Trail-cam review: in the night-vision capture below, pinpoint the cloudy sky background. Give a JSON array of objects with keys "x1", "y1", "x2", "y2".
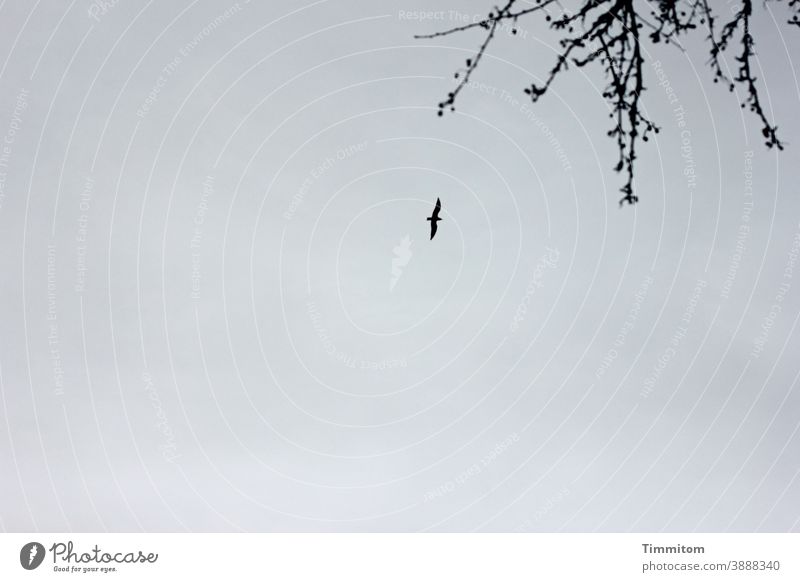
[{"x1": 0, "y1": 0, "x2": 799, "y2": 531}]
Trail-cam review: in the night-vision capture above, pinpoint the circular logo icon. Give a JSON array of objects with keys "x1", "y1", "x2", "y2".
[{"x1": 20, "y1": 542, "x2": 45, "y2": 570}]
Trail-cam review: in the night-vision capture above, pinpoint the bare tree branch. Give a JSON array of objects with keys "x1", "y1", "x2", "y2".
[{"x1": 421, "y1": 0, "x2": 797, "y2": 205}]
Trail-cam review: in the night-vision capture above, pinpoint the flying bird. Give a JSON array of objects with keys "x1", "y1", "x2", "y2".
[{"x1": 427, "y1": 197, "x2": 442, "y2": 240}]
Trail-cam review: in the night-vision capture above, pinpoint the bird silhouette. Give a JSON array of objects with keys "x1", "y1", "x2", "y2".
[{"x1": 427, "y1": 197, "x2": 442, "y2": 240}]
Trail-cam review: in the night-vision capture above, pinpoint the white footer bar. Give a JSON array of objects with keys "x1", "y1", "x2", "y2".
[{"x1": 1, "y1": 533, "x2": 797, "y2": 581}]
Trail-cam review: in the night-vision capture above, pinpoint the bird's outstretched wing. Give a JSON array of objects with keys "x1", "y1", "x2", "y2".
[
  {"x1": 427, "y1": 197, "x2": 442, "y2": 240},
  {"x1": 427, "y1": 198, "x2": 442, "y2": 240}
]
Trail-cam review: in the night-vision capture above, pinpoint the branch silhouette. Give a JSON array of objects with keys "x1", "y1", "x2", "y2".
[{"x1": 417, "y1": 0, "x2": 799, "y2": 206}]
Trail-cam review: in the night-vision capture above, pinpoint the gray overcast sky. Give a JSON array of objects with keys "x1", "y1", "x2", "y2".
[{"x1": 0, "y1": 0, "x2": 799, "y2": 532}]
